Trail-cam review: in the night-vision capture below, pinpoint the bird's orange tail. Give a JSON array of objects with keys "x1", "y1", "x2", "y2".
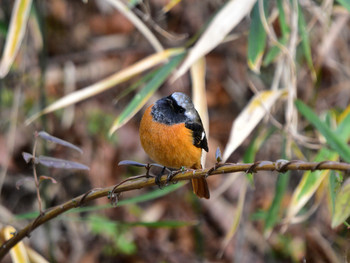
[{"x1": 191, "y1": 178, "x2": 210, "y2": 199}]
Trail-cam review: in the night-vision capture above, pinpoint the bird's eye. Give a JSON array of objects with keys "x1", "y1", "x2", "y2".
[{"x1": 178, "y1": 107, "x2": 185, "y2": 114}]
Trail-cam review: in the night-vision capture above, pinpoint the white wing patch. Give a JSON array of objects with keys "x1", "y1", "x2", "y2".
[{"x1": 201, "y1": 132, "x2": 205, "y2": 140}]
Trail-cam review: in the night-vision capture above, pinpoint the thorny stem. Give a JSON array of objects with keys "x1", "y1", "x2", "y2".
[{"x1": 0, "y1": 160, "x2": 350, "y2": 260}]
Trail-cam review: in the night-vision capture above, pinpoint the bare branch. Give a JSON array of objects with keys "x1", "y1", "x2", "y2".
[{"x1": 0, "y1": 160, "x2": 349, "y2": 260}]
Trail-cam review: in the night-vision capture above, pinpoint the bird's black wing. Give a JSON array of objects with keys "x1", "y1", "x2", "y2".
[{"x1": 185, "y1": 122, "x2": 208, "y2": 152}]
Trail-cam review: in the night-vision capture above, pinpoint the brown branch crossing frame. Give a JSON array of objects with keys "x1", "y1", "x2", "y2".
[{"x1": 1, "y1": 160, "x2": 350, "y2": 259}]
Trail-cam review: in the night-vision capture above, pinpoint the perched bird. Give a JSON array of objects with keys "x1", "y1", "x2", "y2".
[{"x1": 139, "y1": 92, "x2": 210, "y2": 199}]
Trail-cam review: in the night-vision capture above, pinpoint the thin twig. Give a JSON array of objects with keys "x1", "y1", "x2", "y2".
[
  {"x1": 32, "y1": 134, "x2": 43, "y2": 215},
  {"x1": 0, "y1": 160, "x2": 350, "y2": 260},
  {"x1": 106, "y1": 0, "x2": 164, "y2": 52}
]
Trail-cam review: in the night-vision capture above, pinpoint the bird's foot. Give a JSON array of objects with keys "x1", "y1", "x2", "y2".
[{"x1": 153, "y1": 166, "x2": 173, "y2": 188}]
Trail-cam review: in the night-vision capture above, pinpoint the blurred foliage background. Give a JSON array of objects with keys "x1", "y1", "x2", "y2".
[{"x1": 1, "y1": 0, "x2": 350, "y2": 262}]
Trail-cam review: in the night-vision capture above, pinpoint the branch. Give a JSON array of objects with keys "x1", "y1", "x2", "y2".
[{"x1": 1, "y1": 160, "x2": 349, "y2": 259}]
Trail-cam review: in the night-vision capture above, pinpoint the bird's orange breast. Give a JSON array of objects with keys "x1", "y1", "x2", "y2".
[{"x1": 139, "y1": 105, "x2": 202, "y2": 169}]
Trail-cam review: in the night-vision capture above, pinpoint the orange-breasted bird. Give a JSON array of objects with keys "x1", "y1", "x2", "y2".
[{"x1": 139, "y1": 92, "x2": 210, "y2": 199}]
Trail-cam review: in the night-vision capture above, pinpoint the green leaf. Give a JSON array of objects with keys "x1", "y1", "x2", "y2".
[
  {"x1": 328, "y1": 171, "x2": 338, "y2": 216},
  {"x1": 0, "y1": 0, "x2": 33, "y2": 78},
  {"x1": 243, "y1": 127, "x2": 276, "y2": 183},
  {"x1": 0, "y1": 20, "x2": 7, "y2": 36},
  {"x1": 113, "y1": 69, "x2": 158, "y2": 104},
  {"x1": 88, "y1": 215, "x2": 137, "y2": 255},
  {"x1": 336, "y1": 110, "x2": 350, "y2": 141},
  {"x1": 332, "y1": 179, "x2": 350, "y2": 228},
  {"x1": 174, "y1": 0, "x2": 256, "y2": 81},
  {"x1": 15, "y1": 211, "x2": 39, "y2": 220},
  {"x1": 264, "y1": 137, "x2": 289, "y2": 237},
  {"x1": 117, "y1": 181, "x2": 186, "y2": 206},
  {"x1": 247, "y1": 0, "x2": 268, "y2": 73},
  {"x1": 298, "y1": 4, "x2": 316, "y2": 79},
  {"x1": 286, "y1": 148, "x2": 337, "y2": 222},
  {"x1": 70, "y1": 182, "x2": 185, "y2": 213},
  {"x1": 263, "y1": 0, "x2": 290, "y2": 66},
  {"x1": 263, "y1": 36, "x2": 288, "y2": 66},
  {"x1": 276, "y1": 0, "x2": 290, "y2": 36},
  {"x1": 264, "y1": 172, "x2": 290, "y2": 237},
  {"x1": 297, "y1": 150, "x2": 337, "y2": 201},
  {"x1": 250, "y1": 210, "x2": 267, "y2": 221},
  {"x1": 336, "y1": 0, "x2": 350, "y2": 13},
  {"x1": 295, "y1": 100, "x2": 350, "y2": 162},
  {"x1": 109, "y1": 53, "x2": 185, "y2": 134},
  {"x1": 122, "y1": 220, "x2": 197, "y2": 228},
  {"x1": 15, "y1": 182, "x2": 186, "y2": 220},
  {"x1": 89, "y1": 214, "x2": 117, "y2": 233},
  {"x1": 128, "y1": 0, "x2": 142, "y2": 7},
  {"x1": 286, "y1": 107, "x2": 350, "y2": 224},
  {"x1": 77, "y1": 214, "x2": 195, "y2": 229},
  {"x1": 243, "y1": 135, "x2": 259, "y2": 183}
]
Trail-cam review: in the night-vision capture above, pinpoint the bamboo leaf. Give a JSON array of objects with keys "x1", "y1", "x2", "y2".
[
  {"x1": 173, "y1": 0, "x2": 257, "y2": 81},
  {"x1": 332, "y1": 178, "x2": 350, "y2": 228},
  {"x1": 25, "y1": 246, "x2": 49, "y2": 263},
  {"x1": 262, "y1": 0, "x2": 290, "y2": 66},
  {"x1": 190, "y1": 57, "x2": 208, "y2": 167},
  {"x1": 68, "y1": 214, "x2": 196, "y2": 228},
  {"x1": 122, "y1": 220, "x2": 196, "y2": 228},
  {"x1": 1, "y1": 225, "x2": 29, "y2": 263},
  {"x1": 162, "y1": 0, "x2": 182, "y2": 13},
  {"x1": 15, "y1": 182, "x2": 186, "y2": 220},
  {"x1": 336, "y1": 108, "x2": 350, "y2": 142},
  {"x1": 243, "y1": 127, "x2": 276, "y2": 184},
  {"x1": 298, "y1": 4, "x2": 316, "y2": 79},
  {"x1": 328, "y1": 171, "x2": 338, "y2": 217},
  {"x1": 264, "y1": 138, "x2": 289, "y2": 237},
  {"x1": 276, "y1": 0, "x2": 290, "y2": 36},
  {"x1": 219, "y1": 179, "x2": 247, "y2": 256},
  {"x1": 113, "y1": 69, "x2": 157, "y2": 104},
  {"x1": 109, "y1": 53, "x2": 185, "y2": 134},
  {"x1": 336, "y1": 0, "x2": 350, "y2": 13},
  {"x1": 25, "y1": 48, "x2": 184, "y2": 125},
  {"x1": 295, "y1": 100, "x2": 350, "y2": 162},
  {"x1": 263, "y1": 36, "x2": 288, "y2": 66},
  {"x1": 247, "y1": 0, "x2": 268, "y2": 73},
  {"x1": 285, "y1": 106, "x2": 350, "y2": 226},
  {"x1": 116, "y1": 182, "x2": 186, "y2": 206},
  {"x1": 0, "y1": 0, "x2": 33, "y2": 78},
  {"x1": 285, "y1": 149, "x2": 338, "y2": 224},
  {"x1": 106, "y1": 0, "x2": 163, "y2": 52},
  {"x1": 223, "y1": 89, "x2": 285, "y2": 162},
  {"x1": 264, "y1": 172, "x2": 290, "y2": 237}
]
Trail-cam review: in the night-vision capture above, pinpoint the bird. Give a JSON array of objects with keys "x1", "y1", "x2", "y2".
[{"x1": 139, "y1": 92, "x2": 210, "y2": 199}]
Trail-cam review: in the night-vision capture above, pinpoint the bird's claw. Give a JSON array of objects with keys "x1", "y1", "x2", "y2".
[
  {"x1": 154, "y1": 166, "x2": 171, "y2": 189},
  {"x1": 166, "y1": 171, "x2": 179, "y2": 185},
  {"x1": 155, "y1": 173, "x2": 164, "y2": 189}
]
